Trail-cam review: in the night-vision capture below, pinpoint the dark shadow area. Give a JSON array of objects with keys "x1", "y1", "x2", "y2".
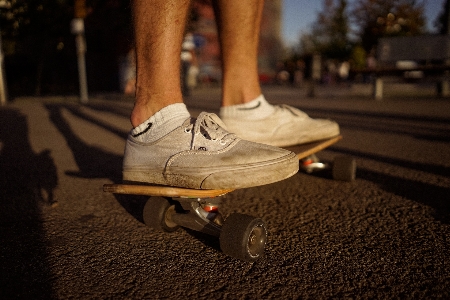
[
  {"x1": 330, "y1": 146, "x2": 450, "y2": 178},
  {"x1": 302, "y1": 107, "x2": 450, "y2": 142},
  {"x1": 325, "y1": 147, "x2": 450, "y2": 223},
  {"x1": 0, "y1": 108, "x2": 57, "y2": 299},
  {"x1": 357, "y1": 167, "x2": 450, "y2": 224},
  {"x1": 333, "y1": 119, "x2": 450, "y2": 142},
  {"x1": 309, "y1": 160, "x2": 448, "y2": 224},
  {"x1": 184, "y1": 228, "x2": 222, "y2": 252},
  {"x1": 303, "y1": 106, "x2": 450, "y2": 125},
  {"x1": 115, "y1": 194, "x2": 149, "y2": 223}
]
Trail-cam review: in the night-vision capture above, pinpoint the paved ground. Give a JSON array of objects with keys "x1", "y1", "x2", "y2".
[{"x1": 1, "y1": 85, "x2": 449, "y2": 299}]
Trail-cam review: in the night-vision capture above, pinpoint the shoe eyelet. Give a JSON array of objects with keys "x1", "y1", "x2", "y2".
[
  {"x1": 184, "y1": 128, "x2": 192, "y2": 133},
  {"x1": 220, "y1": 140, "x2": 227, "y2": 145}
]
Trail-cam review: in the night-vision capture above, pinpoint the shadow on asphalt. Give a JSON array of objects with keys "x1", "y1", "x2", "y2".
[
  {"x1": 331, "y1": 147, "x2": 450, "y2": 179},
  {"x1": 306, "y1": 107, "x2": 450, "y2": 143},
  {"x1": 330, "y1": 147, "x2": 450, "y2": 224},
  {"x1": 45, "y1": 104, "x2": 123, "y2": 180},
  {"x1": 357, "y1": 168, "x2": 450, "y2": 224},
  {"x1": 0, "y1": 108, "x2": 57, "y2": 299}
]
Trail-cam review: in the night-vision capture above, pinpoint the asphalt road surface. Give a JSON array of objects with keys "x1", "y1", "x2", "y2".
[{"x1": 1, "y1": 85, "x2": 449, "y2": 299}]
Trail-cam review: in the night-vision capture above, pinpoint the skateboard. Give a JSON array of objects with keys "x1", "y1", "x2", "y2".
[{"x1": 103, "y1": 135, "x2": 355, "y2": 262}]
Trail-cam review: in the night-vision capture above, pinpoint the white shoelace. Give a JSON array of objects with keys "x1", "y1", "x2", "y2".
[{"x1": 186, "y1": 112, "x2": 236, "y2": 150}]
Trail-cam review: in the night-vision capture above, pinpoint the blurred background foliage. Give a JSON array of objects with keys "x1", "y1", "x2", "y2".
[{"x1": 0, "y1": 0, "x2": 448, "y2": 96}]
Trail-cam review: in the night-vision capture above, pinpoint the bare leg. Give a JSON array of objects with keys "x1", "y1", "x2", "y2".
[
  {"x1": 123, "y1": 0, "x2": 299, "y2": 192},
  {"x1": 212, "y1": 0, "x2": 264, "y2": 106},
  {"x1": 214, "y1": 0, "x2": 340, "y2": 147},
  {"x1": 131, "y1": 0, "x2": 191, "y2": 127}
]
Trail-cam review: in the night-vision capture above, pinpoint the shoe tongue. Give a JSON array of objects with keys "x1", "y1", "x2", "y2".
[
  {"x1": 190, "y1": 112, "x2": 236, "y2": 150},
  {"x1": 197, "y1": 112, "x2": 227, "y2": 140},
  {"x1": 195, "y1": 112, "x2": 225, "y2": 129},
  {"x1": 208, "y1": 113, "x2": 228, "y2": 131}
]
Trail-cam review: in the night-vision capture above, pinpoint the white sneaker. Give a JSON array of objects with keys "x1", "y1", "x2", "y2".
[
  {"x1": 220, "y1": 99, "x2": 339, "y2": 147},
  {"x1": 123, "y1": 112, "x2": 299, "y2": 189}
]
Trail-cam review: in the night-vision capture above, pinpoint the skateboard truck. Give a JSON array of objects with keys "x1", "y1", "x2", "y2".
[
  {"x1": 166, "y1": 197, "x2": 223, "y2": 237},
  {"x1": 104, "y1": 184, "x2": 267, "y2": 262},
  {"x1": 141, "y1": 195, "x2": 266, "y2": 262}
]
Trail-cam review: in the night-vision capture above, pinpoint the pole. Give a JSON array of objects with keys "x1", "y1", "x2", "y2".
[
  {"x1": 75, "y1": 30, "x2": 88, "y2": 103},
  {"x1": 308, "y1": 53, "x2": 321, "y2": 98},
  {"x1": 0, "y1": 1, "x2": 8, "y2": 106},
  {"x1": 72, "y1": 0, "x2": 88, "y2": 104},
  {"x1": 0, "y1": 33, "x2": 8, "y2": 106}
]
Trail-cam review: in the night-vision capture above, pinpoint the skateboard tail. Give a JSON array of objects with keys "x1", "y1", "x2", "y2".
[{"x1": 294, "y1": 135, "x2": 342, "y2": 160}]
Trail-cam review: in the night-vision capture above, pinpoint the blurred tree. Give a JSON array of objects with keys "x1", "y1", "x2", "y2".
[
  {"x1": 0, "y1": 0, "x2": 71, "y2": 40},
  {"x1": 435, "y1": 0, "x2": 450, "y2": 34},
  {"x1": 0, "y1": 0, "x2": 74, "y2": 95},
  {"x1": 83, "y1": 0, "x2": 133, "y2": 92},
  {"x1": 307, "y1": 0, "x2": 352, "y2": 60},
  {"x1": 352, "y1": 0, "x2": 426, "y2": 53},
  {"x1": 0, "y1": 0, "x2": 133, "y2": 96}
]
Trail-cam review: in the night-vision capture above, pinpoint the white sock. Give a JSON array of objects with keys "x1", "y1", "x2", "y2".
[
  {"x1": 219, "y1": 95, "x2": 275, "y2": 121},
  {"x1": 130, "y1": 103, "x2": 190, "y2": 143}
]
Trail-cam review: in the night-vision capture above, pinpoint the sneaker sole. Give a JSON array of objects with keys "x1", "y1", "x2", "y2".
[{"x1": 123, "y1": 152, "x2": 299, "y2": 190}]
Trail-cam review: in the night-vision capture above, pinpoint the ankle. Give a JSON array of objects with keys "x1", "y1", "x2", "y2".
[
  {"x1": 132, "y1": 89, "x2": 184, "y2": 127},
  {"x1": 221, "y1": 80, "x2": 261, "y2": 107},
  {"x1": 220, "y1": 95, "x2": 274, "y2": 120},
  {"x1": 131, "y1": 105, "x2": 153, "y2": 128},
  {"x1": 130, "y1": 103, "x2": 190, "y2": 143}
]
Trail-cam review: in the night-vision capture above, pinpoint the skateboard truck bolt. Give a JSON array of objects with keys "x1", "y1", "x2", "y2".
[
  {"x1": 300, "y1": 154, "x2": 327, "y2": 173},
  {"x1": 201, "y1": 203, "x2": 223, "y2": 225},
  {"x1": 302, "y1": 157, "x2": 314, "y2": 166},
  {"x1": 203, "y1": 203, "x2": 219, "y2": 212}
]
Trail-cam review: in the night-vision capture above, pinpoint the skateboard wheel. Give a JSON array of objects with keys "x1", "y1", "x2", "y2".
[
  {"x1": 220, "y1": 213, "x2": 267, "y2": 262},
  {"x1": 332, "y1": 156, "x2": 356, "y2": 181},
  {"x1": 143, "y1": 196, "x2": 180, "y2": 232}
]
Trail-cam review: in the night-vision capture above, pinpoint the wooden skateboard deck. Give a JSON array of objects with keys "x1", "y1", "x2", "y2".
[
  {"x1": 103, "y1": 183, "x2": 233, "y2": 198},
  {"x1": 284, "y1": 135, "x2": 342, "y2": 160},
  {"x1": 103, "y1": 135, "x2": 343, "y2": 198}
]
